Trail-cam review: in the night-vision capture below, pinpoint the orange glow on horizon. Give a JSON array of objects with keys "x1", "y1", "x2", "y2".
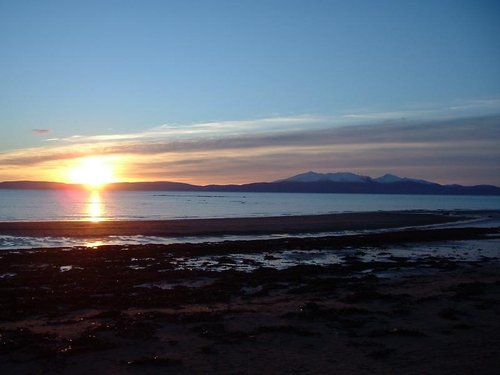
[{"x1": 67, "y1": 156, "x2": 117, "y2": 189}]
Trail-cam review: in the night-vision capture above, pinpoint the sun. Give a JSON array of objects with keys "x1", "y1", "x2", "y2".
[{"x1": 68, "y1": 157, "x2": 116, "y2": 188}]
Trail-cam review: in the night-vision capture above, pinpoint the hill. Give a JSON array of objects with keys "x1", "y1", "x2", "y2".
[{"x1": 1, "y1": 172, "x2": 499, "y2": 195}]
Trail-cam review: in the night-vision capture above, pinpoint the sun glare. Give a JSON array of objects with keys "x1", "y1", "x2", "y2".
[
  {"x1": 87, "y1": 190, "x2": 104, "y2": 222},
  {"x1": 68, "y1": 157, "x2": 116, "y2": 188}
]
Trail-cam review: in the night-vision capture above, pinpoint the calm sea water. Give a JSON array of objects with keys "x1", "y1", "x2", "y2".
[{"x1": 1, "y1": 189, "x2": 500, "y2": 222}]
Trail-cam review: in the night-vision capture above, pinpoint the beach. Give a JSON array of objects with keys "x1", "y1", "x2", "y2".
[
  {"x1": 3, "y1": 0, "x2": 500, "y2": 373},
  {"x1": 1, "y1": 211, "x2": 500, "y2": 374},
  {"x1": 0, "y1": 211, "x2": 467, "y2": 237}
]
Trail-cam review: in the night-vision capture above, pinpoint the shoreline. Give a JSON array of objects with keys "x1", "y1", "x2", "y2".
[
  {"x1": 0, "y1": 226, "x2": 499, "y2": 373},
  {"x1": 0, "y1": 211, "x2": 471, "y2": 238}
]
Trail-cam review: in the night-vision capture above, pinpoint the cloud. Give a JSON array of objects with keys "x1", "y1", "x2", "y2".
[
  {"x1": 45, "y1": 115, "x2": 328, "y2": 144},
  {"x1": 6, "y1": 114, "x2": 497, "y2": 160},
  {"x1": 448, "y1": 98, "x2": 500, "y2": 111},
  {"x1": 1, "y1": 113, "x2": 500, "y2": 185},
  {"x1": 32, "y1": 129, "x2": 50, "y2": 134}
]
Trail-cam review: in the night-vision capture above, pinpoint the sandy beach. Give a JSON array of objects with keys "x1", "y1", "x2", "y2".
[
  {"x1": 0, "y1": 211, "x2": 467, "y2": 238},
  {"x1": 0, "y1": 212, "x2": 499, "y2": 374}
]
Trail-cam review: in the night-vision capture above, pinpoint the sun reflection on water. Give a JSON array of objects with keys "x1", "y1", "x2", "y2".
[
  {"x1": 87, "y1": 190, "x2": 105, "y2": 222},
  {"x1": 84, "y1": 240, "x2": 105, "y2": 248}
]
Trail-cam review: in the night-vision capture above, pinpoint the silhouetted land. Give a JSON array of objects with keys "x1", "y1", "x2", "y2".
[{"x1": 2, "y1": 179, "x2": 500, "y2": 195}]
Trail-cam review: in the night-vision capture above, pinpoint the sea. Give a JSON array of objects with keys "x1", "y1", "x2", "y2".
[
  {"x1": 1, "y1": 189, "x2": 500, "y2": 222},
  {"x1": 1, "y1": 189, "x2": 499, "y2": 250}
]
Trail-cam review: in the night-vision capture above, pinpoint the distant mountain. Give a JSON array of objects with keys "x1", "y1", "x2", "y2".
[
  {"x1": 0, "y1": 181, "x2": 75, "y2": 190},
  {"x1": 107, "y1": 181, "x2": 199, "y2": 191},
  {"x1": 275, "y1": 171, "x2": 371, "y2": 183},
  {"x1": 269, "y1": 171, "x2": 499, "y2": 195},
  {"x1": 279, "y1": 171, "x2": 434, "y2": 185},
  {"x1": 373, "y1": 173, "x2": 434, "y2": 185},
  {"x1": 0, "y1": 180, "x2": 199, "y2": 191},
  {"x1": 1, "y1": 172, "x2": 500, "y2": 195}
]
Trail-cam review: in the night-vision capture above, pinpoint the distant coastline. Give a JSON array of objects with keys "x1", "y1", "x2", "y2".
[{"x1": 1, "y1": 170, "x2": 500, "y2": 196}]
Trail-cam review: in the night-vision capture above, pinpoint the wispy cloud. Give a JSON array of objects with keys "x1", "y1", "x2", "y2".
[
  {"x1": 32, "y1": 129, "x2": 50, "y2": 134},
  {"x1": 1, "y1": 111, "x2": 500, "y2": 185},
  {"x1": 448, "y1": 98, "x2": 500, "y2": 111},
  {"x1": 45, "y1": 115, "x2": 328, "y2": 144},
  {"x1": 341, "y1": 98, "x2": 500, "y2": 122}
]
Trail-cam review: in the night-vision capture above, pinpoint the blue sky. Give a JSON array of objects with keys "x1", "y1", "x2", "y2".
[{"x1": 0, "y1": 0, "x2": 499, "y2": 184}]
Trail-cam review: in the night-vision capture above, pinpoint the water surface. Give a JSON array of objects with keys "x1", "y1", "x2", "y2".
[
  {"x1": 1, "y1": 189, "x2": 499, "y2": 222},
  {"x1": 1, "y1": 190, "x2": 499, "y2": 249}
]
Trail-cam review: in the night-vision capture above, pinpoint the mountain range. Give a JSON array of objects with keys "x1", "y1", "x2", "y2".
[{"x1": 1, "y1": 172, "x2": 500, "y2": 195}]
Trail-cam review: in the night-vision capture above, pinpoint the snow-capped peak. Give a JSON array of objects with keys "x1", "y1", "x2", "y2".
[
  {"x1": 374, "y1": 174, "x2": 405, "y2": 183},
  {"x1": 275, "y1": 171, "x2": 436, "y2": 185},
  {"x1": 374, "y1": 174, "x2": 433, "y2": 185},
  {"x1": 275, "y1": 171, "x2": 372, "y2": 183}
]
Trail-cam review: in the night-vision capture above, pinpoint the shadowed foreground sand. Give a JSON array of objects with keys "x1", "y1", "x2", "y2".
[
  {"x1": 0, "y1": 211, "x2": 465, "y2": 237},
  {"x1": 0, "y1": 225, "x2": 499, "y2": 374}
]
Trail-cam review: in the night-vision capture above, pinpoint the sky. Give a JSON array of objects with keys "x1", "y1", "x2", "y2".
[{"x1": 0, "y1": 0, "x2": 499, "y2": 185}]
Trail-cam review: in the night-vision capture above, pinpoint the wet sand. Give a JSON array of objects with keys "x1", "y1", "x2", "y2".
[
  {"x1": 1, "y1": 226, "x2": 500, "y2": 374},
  {"x1": 0, "y1": 211, "x2": 466, "y2": 237}
]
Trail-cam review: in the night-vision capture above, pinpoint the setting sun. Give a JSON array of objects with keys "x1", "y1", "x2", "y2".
[{"x1": 68, "y1": 157, "x2": 116, "y2": 188}]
